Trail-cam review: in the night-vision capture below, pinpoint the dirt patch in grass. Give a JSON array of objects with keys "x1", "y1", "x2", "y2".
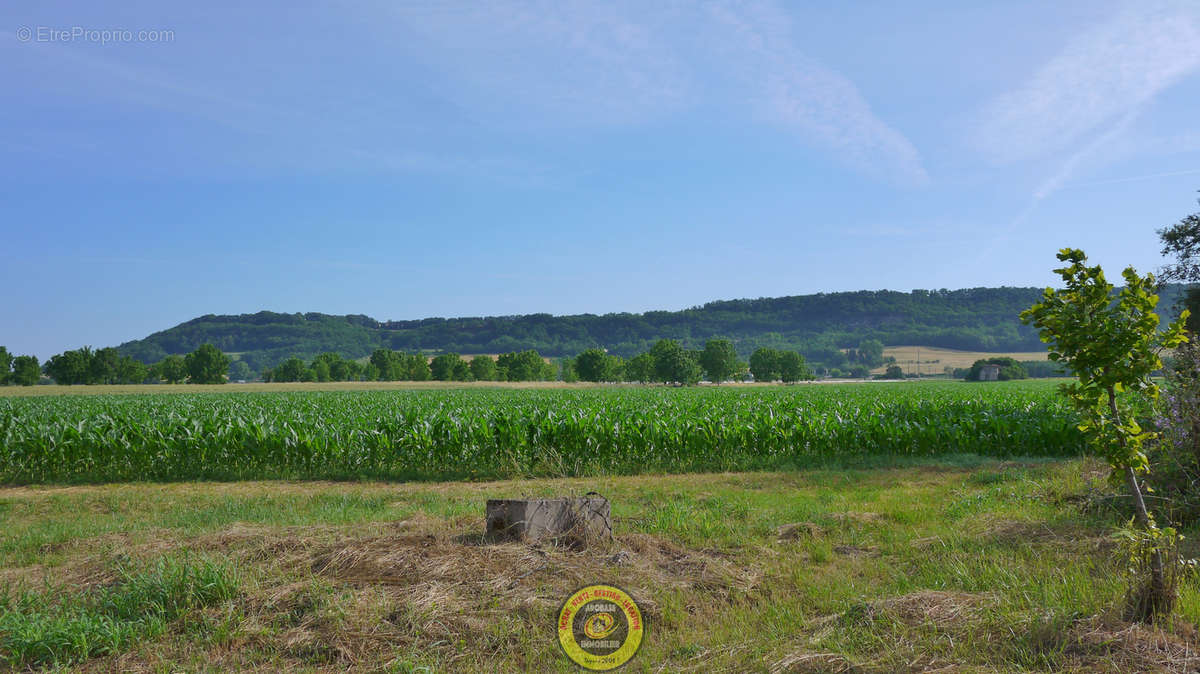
[
  {"x1": 804, "y1": 591, "x2": 1200, "y2": 673},
  {"x1": 910, "y1": 535, "x2": 947, "y2": 550},
  {"x1": 778, "y1": 522, "x2": 825, "y2": 540},
  {"x1": 303, "y1": 523, "x2": 762, "y2": 601},
  {"x1": 877, "y1": 590, "x2": 994, "y2": 629},
  {"x1": 1055, "y1": 617, "x2": 1200, "y2": 673},
  {"x1": 68, "y1": 514, "x2": 763, "y2": 670},
  {"x1": 0, "y1": 560, "x2": 119, "y2": 592},
  {"x1": 833, "y1": 545, "x2": 880, "y2": 558},
  {"x1": 805, "y1": 591, "x2": 995, "y2": 648},
  {"x1": 828, "y1": 511, "x2": 886, "y2": 524},
  {"x1": 981, "y1": 518, "x2": 1115, "y2": 553},
  {"x1": 982, "y1": 518, "x2": 1062, "y2": 542},
  {"x1": 770, "y1": 651, "x2": 858, "y2": 673},
  {"x1": 295, "y1": 526, "x2": 756, "y2": 665}
]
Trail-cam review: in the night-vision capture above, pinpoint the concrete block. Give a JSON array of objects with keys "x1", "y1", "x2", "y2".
[{"x1": 486, "y1": 497, "x2": 611, "y2": 545}]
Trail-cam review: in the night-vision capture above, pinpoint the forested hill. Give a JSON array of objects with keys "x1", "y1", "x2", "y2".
[{"x1": 114, "y1": 285, "x2": 1189, "y2": 371}]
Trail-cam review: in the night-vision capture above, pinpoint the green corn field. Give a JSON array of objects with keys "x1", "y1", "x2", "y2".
[{"x1": 0, "y1": 381, "x2": 1082, "y2": 484}]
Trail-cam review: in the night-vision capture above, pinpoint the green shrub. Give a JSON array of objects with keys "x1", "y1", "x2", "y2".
[
  {"x1": 1148, "y1": 341, "x2": 1200, "y2": 522},
  {"x1": 965, "y1": 357, "x2": 1027, "y2": 381}
]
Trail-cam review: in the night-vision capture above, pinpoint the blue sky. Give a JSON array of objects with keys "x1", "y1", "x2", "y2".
[{"x1": 3, "y1": 0, "x2": 1200, "y2": 359}]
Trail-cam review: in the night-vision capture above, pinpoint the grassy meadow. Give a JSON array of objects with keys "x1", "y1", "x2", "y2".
[{"x1": 3, "y1": 459, "x2": 1199, "y2": 671}]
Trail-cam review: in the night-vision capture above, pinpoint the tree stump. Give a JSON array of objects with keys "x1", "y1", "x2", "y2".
[{"x1": 485, "y1": 497, "x2": 611, "y2": 547}]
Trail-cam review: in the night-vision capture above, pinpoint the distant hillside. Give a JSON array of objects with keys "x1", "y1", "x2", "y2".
[{"x1": 114, "y1": 285, "x2": 1190, "y2": 372}]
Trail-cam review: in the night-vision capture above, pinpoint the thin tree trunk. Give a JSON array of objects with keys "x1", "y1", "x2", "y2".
[
  {"x1": 1110, "y1": 387, "x2": 1167, "y2": 619},
  {"x1": 1121, "y1": 466, "x2": 1154, "y2": 528}
]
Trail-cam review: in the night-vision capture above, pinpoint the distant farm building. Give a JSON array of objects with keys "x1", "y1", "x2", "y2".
[{"x1": 979, "y1": 364, "x2": 1001, "y2": 381}]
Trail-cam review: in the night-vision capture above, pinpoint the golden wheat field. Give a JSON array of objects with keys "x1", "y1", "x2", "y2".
[{"x1": 874, "y1": 345, "x2": 1049, "y2": 376}]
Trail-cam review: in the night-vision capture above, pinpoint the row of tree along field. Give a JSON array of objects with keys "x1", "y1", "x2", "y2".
[
  {"x1": 8, "y1": 344, "x2": 234, "y2": 386},
  {"x1": 262, "y1": 349, "x2": 558, "y2": 383},
  {"x1": 1, "y1": 339, "x2": 1072, "y2": 387},
  {"x1": 1, "y1": 337, "x2": 822, "y2": 386},
  {"x1": 264, "y1": 339, "x2": 876, "y2": 384},
  {"x1": 263, "y1": 340, "x2": 815, "y2": 385},
  {"x1": 565, "y1": 342, "x2": 815, "y2": 384}
]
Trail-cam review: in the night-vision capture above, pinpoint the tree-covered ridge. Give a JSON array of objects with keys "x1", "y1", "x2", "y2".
[
  {"x1": 114, "y1": 285, "x2": 1189, "y2": 372},
  {"x1": 116, "y1": 312, "x2": 383, "y2": 371}
]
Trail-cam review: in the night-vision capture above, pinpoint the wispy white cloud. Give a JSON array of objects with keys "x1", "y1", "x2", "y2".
[
  {"x1": 1062, "y1": 167, "x2": 1200, "y2": 189},
  {"x1": 386, "y1": 0, "x2": 927, "y2": 184},
  {"x1": 10, "y1": 1, "x2": 926, "y2": 185},
  {"x1": 1031, "y1": 109, "x2": 1140, "y2": 200},
  {"x1": 704, "y1": 0, "x2": 928, "y2": 185},
  {"x1": 974, "y1": 0, "x2": 1200, "y2": 165},
  {"x1": 980, "y1": 112, "x2": 1134, "y2": 264},
  {"x1": 388, "y1": 0, "x2": 690, "y2": 125}
]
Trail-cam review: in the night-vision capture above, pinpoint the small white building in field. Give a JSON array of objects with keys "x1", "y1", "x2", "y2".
[{"x1": 979, "y1": 364, "x2": 1001, "y2": 381}]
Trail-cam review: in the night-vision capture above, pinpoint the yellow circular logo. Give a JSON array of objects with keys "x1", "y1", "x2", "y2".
[{"x1": 557, "y1": 584, "x2": 644, "y2": 670}]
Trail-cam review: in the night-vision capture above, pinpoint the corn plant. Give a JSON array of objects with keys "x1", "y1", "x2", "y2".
[{"x1": 0, "y1": 382, "x2": 1082, "y2": 485}]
